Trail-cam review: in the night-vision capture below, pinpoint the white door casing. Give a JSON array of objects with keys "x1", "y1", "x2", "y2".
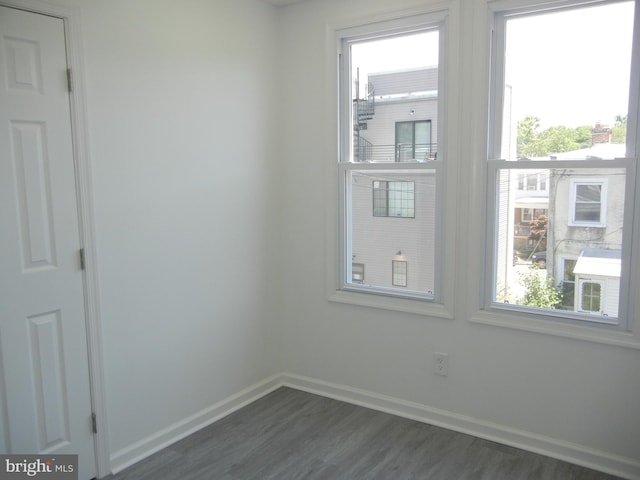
[{"x1": 0, "y1": 6, "x2": 97, "y2": 479}]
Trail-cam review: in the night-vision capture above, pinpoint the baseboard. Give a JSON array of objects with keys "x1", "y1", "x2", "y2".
[
  {"x1": 109, "y1": 374, "x2": 283, "y2": 474},
  {"x1": 281, "y1": 373, "x2": 640, "y2": 480}
]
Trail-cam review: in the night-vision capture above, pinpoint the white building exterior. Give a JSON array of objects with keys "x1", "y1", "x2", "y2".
[{"x1": 350, "y1": 67, "x2": 438, "y2": 292}]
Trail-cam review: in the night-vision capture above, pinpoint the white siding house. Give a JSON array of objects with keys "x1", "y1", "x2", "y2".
[{"x1": 350, "y1": 67, "x2": 439, "y2": 293}]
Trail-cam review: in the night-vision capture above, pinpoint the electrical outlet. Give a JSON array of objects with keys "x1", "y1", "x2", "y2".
[{"x1": 434, "y1": 352, "x2": 448, "y2": 376}]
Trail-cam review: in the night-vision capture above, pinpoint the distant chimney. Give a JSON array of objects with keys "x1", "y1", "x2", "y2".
[{"x1": 591, "y1": 122, "x2": 611, "y2": 145}]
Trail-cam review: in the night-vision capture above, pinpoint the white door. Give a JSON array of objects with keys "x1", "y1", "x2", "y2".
[{"x1": 0, "y1": 6, "x2": 96, "y2": 479}]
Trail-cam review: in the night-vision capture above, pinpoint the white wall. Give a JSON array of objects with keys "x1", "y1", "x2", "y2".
[
  {"x1": 278, "y1": 0, "x2": 640, "y2": 477},
  {"x1": 49, "y1": 0, "x2": 283, "y2": 465}
]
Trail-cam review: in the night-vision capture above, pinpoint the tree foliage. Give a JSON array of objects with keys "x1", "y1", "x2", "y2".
[
  {"x1": 528, "y1": 214, "x2": 547, "y2": 241},
  {"x1": 518, "y1": 267, "x2": 561, "y2": 309},
  {"x1": 611, "y1": 115, "x2": 627, "y2": 144},
  {"x1": 517, "y1": 115, "x2": 592, "y2": 158}
]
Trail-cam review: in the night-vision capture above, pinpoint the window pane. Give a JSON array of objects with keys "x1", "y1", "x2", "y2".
[
  {"x1": 494, "y1": 167, "x2": 624, "y2": 319},
  {"x1": 349, "y1": 169, "x2": 435, "y2": 294},
  {"x1": 350, "y1": 31, "x2": 439, "y2": 163},
  {"x1": 500, "y1": 2, "x2": 634, "y2": 161}
]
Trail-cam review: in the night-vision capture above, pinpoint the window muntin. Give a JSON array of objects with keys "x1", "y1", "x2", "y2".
[
  {"x1": 487, "y1": 0, "x2": 636, "y2": 328},
  {"x1": 339, "y1": 18, "x2": 444, "y2": 301}
]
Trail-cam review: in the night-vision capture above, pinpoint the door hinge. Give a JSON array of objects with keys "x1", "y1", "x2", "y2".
[
  {"x1": 66, "y1": 68, "x2": 73, "y2": 92},
  {"x1": 79, "y1": 248, "x2": 86, "y2": 270},
  {"x1": 91, "y1": 412, "x2": 97, "y2": 434}
]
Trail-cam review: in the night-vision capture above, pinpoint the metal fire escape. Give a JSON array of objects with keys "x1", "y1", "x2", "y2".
[{"x1": 353, "y1": 68, "x2": 375, "y2": 162}]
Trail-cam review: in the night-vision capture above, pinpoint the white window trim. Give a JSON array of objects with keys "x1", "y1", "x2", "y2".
[
  {"x1": 330, "y1": 9, "x2": 453, "y2": 318},
  {"x1": 569, "y1": 178, "x2": 607, "y2": 227},
  {"x1": 476, "y1": 0, "x2": 640, "y2": 342}
]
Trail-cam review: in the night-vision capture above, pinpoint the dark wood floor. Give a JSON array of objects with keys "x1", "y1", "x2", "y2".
[{"x1": 106, "y1": 387, "x2": 621, "y2": 480}]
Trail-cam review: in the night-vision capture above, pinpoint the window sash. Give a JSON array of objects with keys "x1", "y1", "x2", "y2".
[{"x1": 485, "y1": 159, "x2": 635, "y2": 329}]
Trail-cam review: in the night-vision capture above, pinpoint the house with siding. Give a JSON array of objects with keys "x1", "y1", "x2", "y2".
[{"x1": 350, "y1": 67, "x2": 438, "y2": 291}]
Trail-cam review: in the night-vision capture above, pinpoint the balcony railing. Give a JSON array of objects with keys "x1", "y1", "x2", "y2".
[{"x1": 354, "y1": 143, "x2": 438, "y2": 162}]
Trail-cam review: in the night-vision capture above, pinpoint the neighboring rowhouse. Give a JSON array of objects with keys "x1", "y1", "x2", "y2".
[{"x1": 547, "y1": 142, "x2": 625, "y2": 317}]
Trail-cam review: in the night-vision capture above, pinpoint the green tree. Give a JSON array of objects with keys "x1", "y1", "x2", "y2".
[
  {"x1": 519, "y1": 267, "x2": 561, "y2": 309},
  {"x1": 611, "y1": 115, "x2": 627, "y2": 144},
  {"x1": 517, "y1": 115, "x2": 543, "y2": 158},
  {"x1": 516, "y1": 116, "x2": 594, "y2": 158}
]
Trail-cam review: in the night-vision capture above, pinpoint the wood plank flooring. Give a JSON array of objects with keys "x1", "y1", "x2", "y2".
[{"x1": 105, "y1": 387, "x2": 622, "y2": 480}]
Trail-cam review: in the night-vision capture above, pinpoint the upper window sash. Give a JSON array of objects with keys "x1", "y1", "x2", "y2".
[
  {"x1": 338, "y1": 12, "x2": 448, "y2": 165},
  {"x1": 489, "y1": 0, "x2": 639, "y2": 161}
]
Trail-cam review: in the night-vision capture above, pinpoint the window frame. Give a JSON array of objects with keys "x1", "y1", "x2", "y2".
[
  {"x1": 569, "y1": 178, "x2": 607, "y2": 227},
  {"x1": 483, "y1": 0, "x2": 639, "y2": 333},
  {"x1": 335, "y1": 11, "x2": 449, "y2": 307}
]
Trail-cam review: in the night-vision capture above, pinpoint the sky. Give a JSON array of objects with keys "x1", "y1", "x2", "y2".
[
  {"x1": 351, "y1": 30, "x2": 438, "y2": 79},
  {"x1": 350, "y1": 1, "x2": 635, "y2": 130},
  {"x1": 505, "y1": 1, "x2": 635, "y2": 129}
]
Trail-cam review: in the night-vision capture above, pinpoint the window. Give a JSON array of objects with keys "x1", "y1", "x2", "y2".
[
  {"x1": 392, "y1": 260, "x2": 408, "y2": 287},
  {"x1": 396, "y1": 120, "x2": 433, "y2": 161},
  {"x1": 487, "y1": 0, "x2": 637, "y2": 330},
  {"x1": 373, "y1": 181, "x2": 415, "y2": 217},
  {"x1": 579, "y1": 280, "x2": 602, "y2": 313},
  {"x1": 352, "y1": 263, "x2": 365, "y2": 284},
  {"x1": 559, "y1": 257, "x2": 577, "y2": 310},
  {"x1": 570, "y1": 179, "x2": 607, "y2": 226},
  {"x1": 338, "y1": 13, "x2": 445, "y2": 301},
  {"x1": 518, "y1": 172, "x2": 547, "y2": 191},
  {"x1": 521, "y1": 208, "x2": 546, "y2": 223}
]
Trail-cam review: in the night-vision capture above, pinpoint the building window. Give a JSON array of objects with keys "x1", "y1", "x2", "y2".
[
  {"x1": 396, "y1": 120, "x2": 432, "y2": 162},
  {"x1": 352, "y1": 263, "x2": 365, "y2": 284},
  {"x1": 487, "y1": 0, "x2": 637, "y2": 329},
  {"x1": 392, "y1": 260, "x2": 407, "y2": 287},
  {"x1": 521, "y1": 208, "x2": 546, "y2": 223},
  {"x1": 518, "y1": 172, "x2": 547, "y2": 191},
  {"x1": 373, "y1": 181, "x2": 415, "y2": 218},
  {"x1": 338, "y1": 13, "x2": 445, "y2": 300},
  {"x1": 559, "y1": 258, "x2": 577, "y2": 310},
  {"x1": 570, "y1": 179, "x2": 607, "y2": 226},
  {"x1": 579, "y1": 280, "x2": 602, "y2": 313}
]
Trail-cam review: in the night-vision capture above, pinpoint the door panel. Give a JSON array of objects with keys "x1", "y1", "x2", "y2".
[{"x1": 0, "y1": 6, "x2": 96, "y2": 479}]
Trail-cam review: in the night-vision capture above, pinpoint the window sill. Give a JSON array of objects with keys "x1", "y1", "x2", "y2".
[
  {"x1": 470, "y1": 308, "x2": 640, "y2": 350},
  {"x1": 329, "y1": 289, "x2": 453, "y2": 319}
]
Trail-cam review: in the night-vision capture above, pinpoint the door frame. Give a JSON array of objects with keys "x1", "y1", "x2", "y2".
[{"x1": 0, "y1": 0, "x2": 109, "y2": 477}]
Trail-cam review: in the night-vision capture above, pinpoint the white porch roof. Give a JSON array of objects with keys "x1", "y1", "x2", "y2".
[
  {"x1": 515, "y1": 196, "x2": 548, "y2": 209},
  {"x1": 573, "y1": 249, "x2": 621, "y2": 278}
]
